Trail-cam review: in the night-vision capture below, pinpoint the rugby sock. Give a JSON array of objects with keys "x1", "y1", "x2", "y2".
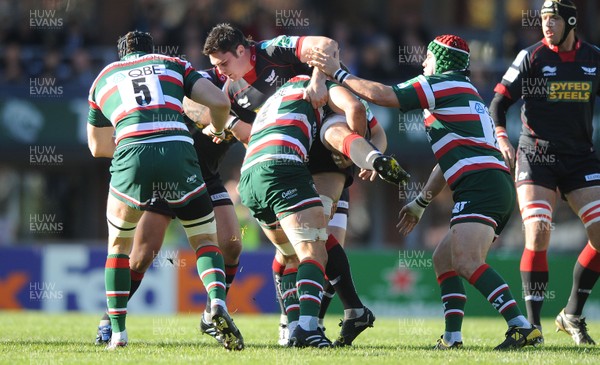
[
  {"x1": 438, "y1": 271, "x2": 466, "y2": 339},
  {"x1": 325, "y1": 234, "x2": 364, "y2": 313},
  {"x1": 469, "y1": 264, "x2": 528, "y2": 327},
  {"x1": 565, "y1": 243, "x2": 600, "y2": 316},
  {"x1": 520, "y1": 248, "x2": 548, "y2": 327},
  {"x1": 105, "y1": 254, "x2": 130, "y2": 333},
  {"x1": 282, "y1": 268, "x2": 300, "y2": 325},
  {"x1": 195, "y1": 246, "x2": 226, "y2": 304},
  {"x1": 297, "y1": 259, "x2": 325, "y2": 331},
  {"x1": 272, "y1": 258, "x2": 287, "y2": 319},
  {"x1": 342, "y1": 133, "x2": 382, "y2": 170},
  {"x1": 203, "y1": 262, "x2": 239, "y2": 311},
  {"x1": 129, "y1": 269, "x2": 145, "y2": 299},
  {"x1": 318, "y1": 282, "x2": 336, "y2": 320},
  {"x1": 225, "y1": 263, "x2": 239, "y2": 295}
]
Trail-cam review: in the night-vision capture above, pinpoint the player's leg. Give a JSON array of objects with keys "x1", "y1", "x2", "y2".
[
  {"x1": 450, "y1": 222, "x2": 540, "y2": 350},
  {"x1": 557, "y1": 185, "x2": 600, "y2": 345},
  {"x1": 262, "y1": 227, "x2": 301, "y2": 345},
  {"x1": 174, "y1": 191, "x2": 244, "y2": 351},
  {"x1": 517, "y1": 184, "x2": 556, "y2": 335},
  {"x1": 432, "y1": 233, "x2": 466, "y2": 349},
  {"x1": 199, "y1": 188, "x2": 243, "y2": 340},
  {"x1": 104, "y1": 194, "x2": 143, "y2": 349},
  {"x1": 318, "y1": 193, "x2": 349, "y2": 329},
  {"x1": 313, "y1": 173, "x2": 375, "y2": 346},
  {"x1": 321, "y1": 113, "x2": 408, "y2": 186},
  {"x1": 451, "y1": 170, "x2": 541, "y2": 350},
  {"x1": 95, "y1": 209, "x2": 170, "y2": 345},
  {"x1": 279, "y1": 206, "x2": 331, "y2": 348}
]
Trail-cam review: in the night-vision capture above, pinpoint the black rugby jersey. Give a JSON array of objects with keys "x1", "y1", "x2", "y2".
[
  {"x1": 494, "y1": 38, "x2": 600, "y2": 154},
  {"x1": 188, "y1": 68, "x2": 238, "y2": 177},
  {"x1": 224, "y1": 35, "x2": 312, "y2": 124}
]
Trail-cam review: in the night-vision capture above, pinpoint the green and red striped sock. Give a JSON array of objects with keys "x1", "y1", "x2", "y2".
[
  {"x1": 105, "y1": 254, "x2": 130, "y2": 333},
  {"x1": 469, "y1": 264, "x2": 524, "y2": 324},
  {"x1": 282, "y1": 268, "x2": 300, "y2": 324},
  {"x1": 196, "y1": 245, "x2": 226, "y2": 305}
]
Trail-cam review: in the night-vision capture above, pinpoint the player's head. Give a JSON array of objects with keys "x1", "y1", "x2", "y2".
[
  {"x1": 425, "y1": 35, "x2": 470, "y2": 75},
  {"x1": 117, "y1": 31, "x2": 153, "y2": 59},
  {"x1": 203, "y1": 23, "x2": 253, "y2": 81},
  {"x1": 541, "y1": 0, "x2": 577, "y2": 47}
]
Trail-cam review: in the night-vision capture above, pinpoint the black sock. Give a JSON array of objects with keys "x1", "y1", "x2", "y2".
[
  {"x1": 225, "y1": 263, "x2": 239, "y2": 296},
  {"x1": 520, "y1": 270, "x2": 548, "y2": 326},
  {"x1": 318, "y1": 282, "x2": 336, "y2": 319},
  {"x1": 565, "y1": 263, "x2": 600, "y2": 316},
  {"x1": 325, "y1": 235, "x2": 363, "y2": 309}
]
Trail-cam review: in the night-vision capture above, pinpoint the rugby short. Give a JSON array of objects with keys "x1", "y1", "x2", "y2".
[
  {"x1": 515, "y1": 137, "x2": 600, "y2": 195},
  {"x1": 238, "y1": 160, "x2": 322, "y2": 229},
  {"x1": 450, "y1": 169, "x2": 516, "y2": 236}
]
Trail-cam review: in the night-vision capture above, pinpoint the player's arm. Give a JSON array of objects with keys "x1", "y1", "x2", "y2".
[
  {"x1": 87, "y1": 125, "x2": 115, "y2": 158},
  {"x1": 188, "y1": 78, "x2": 231, "y2": 144},
  {"x1": 309, "y1": 47, "x2": 400, "y2": 107},
  {"x1": 326, "y1": 85, "x2": 367, "y2": 137},
  {"x1": 489, "y1": 92, "x2": 516, "y2": 170},
  {"x1": 489, "y1": 49, "x2": 528, "y2": 170},
  {"x1": 87, "y1": 92, "x2": 115, "y2": 158},
  {"x1": 397, "y1": 164, "x2": 446, "y2": 235},
  {"x1": 184, "y1": 96, "x2": 251, "y2": 147},
  {"x1": 299, "y1": 37, "x2": 338, "y2": 109}
]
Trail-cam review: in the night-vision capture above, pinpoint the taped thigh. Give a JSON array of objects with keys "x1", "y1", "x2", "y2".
[
  {"x1": 106, "y1": 212, "x2": 137, "y2": 240},
  {"x1": 520, "y1": 200, "x2": 552, "y2": 225},
  {"x1": 578, "y1": 200, "x2": 600, "y2": 228},
  {"x1": 180, "y1": 211, "x2": 216, "y2": 237}
]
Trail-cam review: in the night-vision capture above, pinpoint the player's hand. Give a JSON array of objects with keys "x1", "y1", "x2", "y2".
[
  {"x1": 497, "y1": 136, "x2": 515, "y2": 171},
  {"x1": 304, "y1": 80, "x2": 328, "y2": 108},
  {"x1": 359, "y1": 168, "x2": 377, "y2": 182},
  {"x1": 331, "y1": 151, "x2": 353, "y2": 168},
  {"x1": 308, "y1": 47, "x2": 341, "y2": 77},
  {"x1": 203, "y1": 126, "x2": 225, "y2": 144},
  {"x1": 396, "y1": 205, "x2": 421, "y2": 236}
]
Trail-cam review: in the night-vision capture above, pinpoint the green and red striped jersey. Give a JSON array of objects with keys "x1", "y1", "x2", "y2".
[
  {"x1": 88, "y1": 52, "x2": 202, "y2": 148},
  {"x1": 393, "y1": 73, "x2": 508, "y2": 189},
  {"x1": 241, "y1": 75, "x2": 337, "y2": 172}
]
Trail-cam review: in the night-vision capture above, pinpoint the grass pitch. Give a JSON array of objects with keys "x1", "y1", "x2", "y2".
[{"x1": 1, "y1": 311, "x2": 599, "y2": 364}]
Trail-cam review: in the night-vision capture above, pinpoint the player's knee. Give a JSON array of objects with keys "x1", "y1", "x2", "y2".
[
  {"x1": 129, "y1": 255, "x2": 152, "y2": 272},
  {"x1": 221, "y1": 236, "x2": 242, "y2": 261}
]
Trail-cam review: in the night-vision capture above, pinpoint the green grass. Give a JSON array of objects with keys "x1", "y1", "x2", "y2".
[{"x1": 1, "y1": 312, "x2": 599, "y2": 365}]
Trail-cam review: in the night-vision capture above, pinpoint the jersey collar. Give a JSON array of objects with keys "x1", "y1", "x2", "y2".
[
  {"x1": 242, "y1": 45, "x2": 258, "y2": 84},
  {"x1": 121, "y1": 52, "x2": 146, "y2": 61},
  {"x1": 542, "y1": 37, "x2": 580, "y2": 62}
]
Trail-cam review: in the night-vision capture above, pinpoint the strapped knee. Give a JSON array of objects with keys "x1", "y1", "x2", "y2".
[
  {"x1": 320, "y1": 194, "x2": 334, "y2": 221},
  {"x1": 285, "y1": 227, "x2": 328, "y2": 246},
  {"x1": 180, "y1": 211, "x2": 216, "y2": 237}
]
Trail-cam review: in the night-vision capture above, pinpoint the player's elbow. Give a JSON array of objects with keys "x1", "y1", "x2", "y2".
[
  {"x1": 211, "y1": 94, "x2": 231, "y2": 114},
  {"x1": 88, "y1": 141, "x2": 103, "y2": 158}
]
